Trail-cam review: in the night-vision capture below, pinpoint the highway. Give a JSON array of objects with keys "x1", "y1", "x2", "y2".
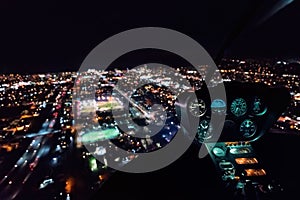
[
  {"x1": 0, "y1": 116, "x2": 57, "y2": 199},
  {"x1": 0, "y1": 82, "x2": 74, "y2": 199}
]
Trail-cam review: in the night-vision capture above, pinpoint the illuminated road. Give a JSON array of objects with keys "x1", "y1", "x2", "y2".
[
  {"x1": 0, "y1": 83, "x2": 71, "y2": 199},
  {"x1": 0, "y1": 119, "x2": 54, "y2": 199}
]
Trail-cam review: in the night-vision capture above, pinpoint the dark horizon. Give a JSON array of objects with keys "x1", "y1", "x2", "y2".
[{"x1": 0, "y1": 0, "x2": 300, "y2": 74}]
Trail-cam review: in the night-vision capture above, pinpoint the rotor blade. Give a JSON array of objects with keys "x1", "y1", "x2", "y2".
[{"x1": 256, "y1": 0, "x2": 294, "y2": 26}]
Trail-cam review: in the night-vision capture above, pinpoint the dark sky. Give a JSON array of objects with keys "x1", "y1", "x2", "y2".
[{"x1": 0, "y1": 0, "x2": 299, "y2": 73}]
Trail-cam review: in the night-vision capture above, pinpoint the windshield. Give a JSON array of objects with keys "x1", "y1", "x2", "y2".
[{"x1": 0, "y1": 1, "x2": 299, "y2": 200}]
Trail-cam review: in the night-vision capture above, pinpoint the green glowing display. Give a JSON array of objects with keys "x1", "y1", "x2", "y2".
[
  {"x1": 240, "y1": 119, "x2": 257, "y2": 138},
  {"x1": 252, "y1": 97, "x2": 267, "y2": 116},
  {"x1": 230, "y1": 98, "x2": 247, "y2": 117}
]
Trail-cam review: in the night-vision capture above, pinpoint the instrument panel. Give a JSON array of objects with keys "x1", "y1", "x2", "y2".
[{"x1": 184, "y1": 81, "x2": 290, "y2": 142}]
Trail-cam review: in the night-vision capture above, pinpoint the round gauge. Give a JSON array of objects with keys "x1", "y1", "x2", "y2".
[
  {"x1": 212, "y1": 147, "x2": 226, "y2": 157},
  {"x1": 240, "y1": 119, "x2": 257, "y2": 138},
  {"x1": 230, "y1": 98, "x2": 247, "y2": 117},
  {"x1": 197, "y1": 119, "x2": 212, "y2": 142},
  {"x1": 211, "y1": 99, "x2": 226, "y2": 114},
  {"x1": 189, "y1": 98, "x2": 206, "y2": 117},
  {"x1": 252, "y1": 97, "x2": 267, "y2": 116}
]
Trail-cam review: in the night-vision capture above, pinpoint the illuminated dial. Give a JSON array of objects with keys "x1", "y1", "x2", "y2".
[
  {"x1": 240, "y1": 119, "x2": 257, "y2": 138},
  {"x1": 211, "y1": 99, "x2": 226, "y2": 114},
  {"x1": 197, "y1": 119, "x2": 212, "y2": 142},
  {"x1": 189, "y1": 98, "x2": 206, "y2": 117},
  {"x1": 212, "y1": 147, "x2": 226, "y2": 157},
  {"x1": 252, "y1": 97, "x2": 267, "y2": 116},
  {"x1": 230, "y1": 98, "x2": 247, "y2": 117}
]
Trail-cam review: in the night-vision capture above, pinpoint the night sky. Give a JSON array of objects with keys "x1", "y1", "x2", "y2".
[{"x1": 0, "y1": 0, "x2": 299, "y2": 73}]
